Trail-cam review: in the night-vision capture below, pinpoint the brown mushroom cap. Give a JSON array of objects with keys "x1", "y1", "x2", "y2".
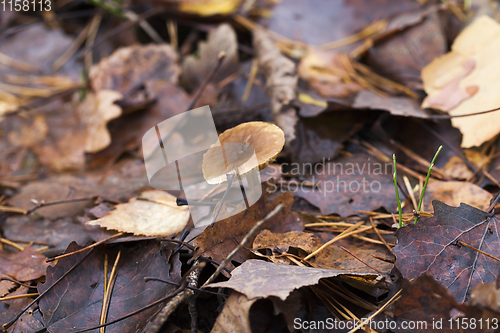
[{"x1": 202, "y1": 122, "x2": 285, "y2": 184}]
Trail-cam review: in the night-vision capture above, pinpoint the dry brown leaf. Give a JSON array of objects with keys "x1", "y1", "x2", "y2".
[
  {"x1": 442, "y1": 149, "x2": 489, "y2": 180},
  {"x1": 253, "y1": 29, "x2": 298, "y2": 143},
  {"x1": 422, "y1": 15, "x2": 500, "y2": 147},
  {"x1": 0, "y1": 247, "x2": 49, "y2": 282},
  {"x1": 422, "y1": 180, "x2": 493, "y2": 211},
  {"x1": 253, "y1": 230, "x2": 318, "y2": 254},
  {"x1": 298, "y1": 48, "x2": 363, "y2": 99},
  {"x1": 78, "y1": 90, "x2": 122, "y2": 153},
  {"x1": 182, "y1": 24, "x2": 239, "y2": 90},
  {"x1": 7, "y1": 114, "x2": 48, "y2": 147},
  {"x1": 211, "y1": 292, "x2": 254, "y2": 333},
  {"x1": 90, "y1": 44, "x2": 179, "y2": 107},
  {"x1": 208, "y1": 259, "x2": 377, "y2": 300},
  {"x1": 87, "y1": 190, "x2": 189, "y2": 236}
]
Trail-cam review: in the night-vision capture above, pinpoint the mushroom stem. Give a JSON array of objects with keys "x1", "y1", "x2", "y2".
[{"x1": 210, "y1": 173, "x2": 234, "y2": 227}]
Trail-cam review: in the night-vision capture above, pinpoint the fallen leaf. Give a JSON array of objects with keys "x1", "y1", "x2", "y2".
[
  {"x1": 422, "y1": 15, "x2": 500, "y2": 148},
  {"x1": 8, "y1": 157, "x2": 150, "y2": 219},
  {"x1": 78, "y1": 90, "x2": 123, "y2": 153},
  {"x1": 265, "y1": 0, "x2": 420, "y2": 52},
  {"x1": 182, "y1": 24, "x2": 239, "y2": 90},
  {"x1": 353, "y1": 90, "x2": 431, "y2": 118},
  {"x1": 3, "y1": 216, "x2": 91, "y2": 250},
  {"x1": 422, "y1": 180, "x2": 493, "y2": 211},
  {"x1": 0, "y1": 247, "x2": 49, "y2": 281},
  {"x1": 193, "y1": 182, "x2": 304, "y2": 273},
  {"x1": 393, "y1": 200, "x2": 500, "y2": 303},
  {"x1": 90, "y1": 44, "x2": 180, "y2": 107},
  {"x1": 88, "y1": 190, "x2": 190, "y2": 236},
  {"x1": 298, "y1": 49, "x2": 363, "y2": 99},
  {"x1": 470, "y1": 282, "x2": 500, "y2": 313},
  {"x1": 366, "y1": 6, "x2": 446, "y2": 86},
  {"x1": 253, "y1": 229, "x2": 394, "y2": 273},
  {"x1": 207, "y1": 259, "x2": 378, "y2": 300},
  {"x1": 38, "y1": 241, "x2": 181, "y2": 333},
  {"x1": 253, "y1": 29, "x2": 298, "y2": 143},
  {"x1": 295, "y1": 153, "x2": 398, "y2": 216},
  {"x1": 0, "y1": 287, "x2": 33, "y2": 327},
  {"x1": 292, "y1": 111, "x2": 379, "y2": 164},
  {"x1": 393, "y1": 275, "x2": 483, "y2": 332},
  {"x1": 211, "y1": 292, "x2": 254, "y2": 333}
]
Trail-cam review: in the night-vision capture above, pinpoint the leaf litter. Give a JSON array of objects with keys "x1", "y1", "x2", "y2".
[{"x1": 1, "y1": 1, "x2": 500, "y2": 332}]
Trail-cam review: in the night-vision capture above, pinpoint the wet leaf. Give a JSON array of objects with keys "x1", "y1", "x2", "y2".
[
  {"x1": 38, "y1": 241, "x2": 181, "y2": 333},
  {"x1": 393, "y1": 200, "x2": 500, "y2": 303},
  {"x1": 88, "y1": 190, "x2": 190, "y2": 237}
]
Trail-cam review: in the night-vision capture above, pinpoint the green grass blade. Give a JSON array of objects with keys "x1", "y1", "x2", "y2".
[
  {"x1": 393, "y1": 154, "x2": 403, "y2": 228},
  {"x1": 414, "y1": 145, "x2": 443, "y2": 224}
]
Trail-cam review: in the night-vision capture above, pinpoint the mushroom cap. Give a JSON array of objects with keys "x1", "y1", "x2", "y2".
[{"x1": 202, "y1": 122, "x2": 285, "y2": 184}]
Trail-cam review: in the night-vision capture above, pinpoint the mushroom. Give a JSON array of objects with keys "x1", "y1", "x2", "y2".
[{"x1": 201, "y1": 121, "x2": 285, "y2": 225}]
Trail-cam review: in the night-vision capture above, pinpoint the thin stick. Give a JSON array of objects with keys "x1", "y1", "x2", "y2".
[
  {"x1": 403, "y1": 176, "x2": 418, "y2": 211},
  {"x1": 339, "y1": 246, "x2": 383, "y2": 274},
  {"x1": 71, "y1": 263, "x2": 205, "y2": 333},
  {"x1": 415, "y1": 145, "x2": 442, "y2": 224},
  {"x1": 51, "y1": 19, "x2": 92, "y2": 71},
  {"x1": 459, "y1": 241, "x2": 500, "y2": 263},
  {"x1": 0, "y1": 238, "x2": 24, "y2": 251},
  {"x1": 203, "y1": 204, "x2": 283, "y2": 286},
  {"x1": 187, "y1": 51, "x2": 226, "y2": 110},
  {"x1": 2, "y1": 248, "x2": 95, "y2": 330},
  {"x1": 426, "y1": 105, "x2": 500, "y2": 119},
  {"x1": 304, "y1": 222, "x2": 371, "y2": 260},
  {"x1": 368, "y1": 217, "x2": 393, "y2": 254},
  {"x1": 487, "y1": 192, "x2": 500, "y2": 214},
  {"x1": 144, "y1": 261, "x2": 205, "y2": 333},
  {"x1": 100, "y1": 251, "x2": 121, "y2": 333},
  {"x1": 26, "y1": 196, "x2": 96, "y2": 215},
  {"x1": 347, "y1": 289, "x2": 402, "y2": 333},
  {"x1": 0, "y1": 293, "x2": 39, "y2": 302},
  {"x1": 46, "y1": 233, "x2": 124, "y2": 262}
]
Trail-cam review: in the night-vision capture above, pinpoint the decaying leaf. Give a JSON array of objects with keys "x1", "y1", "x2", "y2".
[
  {"x1": 253, "y1": 229, "x2": 394, "y2": 273},
  {"x1": 422, "y1": 180, "x2": 493, "y2": 211},
  {"x1": 90, "y1": 44, "x2": 180, "y2": 107},
  {"x1": 393, "y1": 200, "x2": 500, "y2": 303},
  {"x1": 88, "y1": 190, "x2": 190, "y2": 236},
  {"x1": 298, "y1": 49, "x2": 363, "y2": 99},
  {"x1": 208, "y1": 259, "x2": 379, "y2": 300},
  {"x1": 0, "y1": 247, "x2": 49, "y2": 281},
  {"x1": 193, "y1": 182, "x2": 304, "y2": 273},
  {"x1": 38, "y1": 241, "x2": 181, "y2": 333},
  {"x1": 394, "y1": 275, "x2": 483, "y2": 332},
  {"x1": 182, "y1": 23, "x2": 239, "y2": 90},
  {"x1": 253, "y1": 29, "x2": 298, "y2": 143},
  {"x1": 295, "y1": 153, "x2": 398, "y2": 216},
  {"x1": 211, "y1": 291, "x2": 254, "y2": 333},
  {"x1": 422, "y1": 15, "x2": 500, "y2": 148}
]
